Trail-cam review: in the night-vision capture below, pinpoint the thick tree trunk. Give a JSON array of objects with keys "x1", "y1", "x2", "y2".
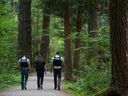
[
  {"x1": 40, "y1": 14, "x2": 50, "y2": 60},
  {"x1": 18, "y1": 0, "x2": 32, "y2": 61},
  {"x1": 104, "y1": 0, "x2": 128, "y2": 96},
  {"x1": 64, "y1": 0, "x2": 72, "y2": 81},
  {"x1": 87, "y1": 0, "x2": 100, "y2": 65}
]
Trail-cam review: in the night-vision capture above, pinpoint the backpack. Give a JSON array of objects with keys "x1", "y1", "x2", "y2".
[
  {"x1": 20, "y1": 58, "x2": 28, "y2": 68},
  {"x1": 21, "y1": 58, "x2": 27, "y2": 62},
  {"x1": 53, "y1": 56, "x2": 62, "y2": 67}
]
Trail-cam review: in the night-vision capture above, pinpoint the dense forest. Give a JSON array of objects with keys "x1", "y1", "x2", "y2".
[{"x1": 0, "y1": 0, "x2": 128, "y2": 96}]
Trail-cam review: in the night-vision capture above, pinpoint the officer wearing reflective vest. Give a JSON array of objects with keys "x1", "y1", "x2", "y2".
[
  {"x1": 51, "y1": 52, "x2": 64, "y2": 90},
  {"x1": 18, "y1": 56, "x2": 31, "y2": 90}
]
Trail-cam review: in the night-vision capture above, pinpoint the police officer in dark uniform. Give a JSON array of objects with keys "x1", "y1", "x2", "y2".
[
  {"x1": 51, "y1": 52, "x2": 64, "y2": 90},
  {"x1": 33, "y1": 54, "x2": 46, "y2": 90}
]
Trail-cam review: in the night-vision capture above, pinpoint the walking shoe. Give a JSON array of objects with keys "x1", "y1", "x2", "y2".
[
  {"x1": 21, "y1": 86, "x2": 24, "y2": 90},
  {"x1": 40, "y1": 85, "x2": 43, "y2": 89},
  {"x1": 38, "y1": 84, "x2": 40, "y2": 90},
  {"x1": 58, "y1": 86, "x2": 60, "y2": 90},
  {"x1": 38, "y1": 86, "x2": 40, "y2": 90},
  {"x1": 24, "y1": 86, "x2": 27, "y2": 90},
  {"x1": 54, "y1": 86, "x2": 57, "y2": 90}
]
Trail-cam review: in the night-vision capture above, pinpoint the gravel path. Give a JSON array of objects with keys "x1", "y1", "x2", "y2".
[{"x1": 0, "y1": 72, "x2": 67, "y2": 96}]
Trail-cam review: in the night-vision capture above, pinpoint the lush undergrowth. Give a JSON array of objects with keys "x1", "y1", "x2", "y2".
[
  {"x1": 0, "y1": 72, "x2": 20, "y2": 89},
  {"x1": 64, "y1": 67, "x2": 110, "y2": 96}
]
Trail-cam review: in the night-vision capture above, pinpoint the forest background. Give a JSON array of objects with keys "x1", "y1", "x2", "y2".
[{"x1": 0, "y1": 0, "x2": 111, "y2": 96}]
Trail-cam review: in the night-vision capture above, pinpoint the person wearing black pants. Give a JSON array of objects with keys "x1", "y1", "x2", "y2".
[
  {"x1": 54, "y1": 69, "x2": 61, "y2": 90},
  {"x1": 37, "y1": 70, "x2": 44, "y2": 89},
  {"x1": 34, "y1": 54, "x2": 45, "y2": 90},
  {"x1": 51, "y1": 52, "x2": 64, "y2": 90}
]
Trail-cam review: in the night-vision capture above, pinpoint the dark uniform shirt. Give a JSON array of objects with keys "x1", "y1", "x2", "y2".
[{"x1": 34, "y1": 60, "x2": 45, "y2": 72}]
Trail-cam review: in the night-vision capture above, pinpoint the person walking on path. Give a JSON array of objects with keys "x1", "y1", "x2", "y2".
[
  {"x1": 0, "y1": 72, "x2": 67, "y2": 96},
  {"x1": 51, "y1": 52, "x2": 64, "y2": 90},
  {"x1": 18, "y1": 55, "x2": 31, "y2": 90},
  {"x1": 33, "y1": 53, "x2": 46, "y2": 90}
]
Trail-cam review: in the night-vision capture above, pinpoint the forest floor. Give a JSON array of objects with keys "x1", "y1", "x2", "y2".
[{"x1": 0, "y1": 72, "x2": 68, "y2": 96}]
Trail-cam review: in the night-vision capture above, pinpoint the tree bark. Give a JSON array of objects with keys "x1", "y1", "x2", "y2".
[
  {"x1": 104, "y1": 0, "x2": 128, "y2": 96},
  {"x1": 40, "y1": 14, "x2": 50, "y2": 60},
  {"x1": 73, "y1": 0, "x2": 83, "y2": 80},
  {"x1": 73, "y1": 0, "x2": 83, "y2": 81},
  {"x1": 64, "y1": 0, "x2": 72, "y2": 81},
  {"x1": 18, "y1": 0, "x2": 32, "y2": 61}
]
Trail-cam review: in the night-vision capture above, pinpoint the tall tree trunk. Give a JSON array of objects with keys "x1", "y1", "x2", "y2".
[
  {"x1": 18, "y1": 0, "x2": 32, "y2": 61},
  {"x1": 73, "y1": 0, "x2": 83, "y2": 80},
  {"x1": 87, "y1": 0, "x2": 100, "y2": 65},
  {"x1": 64, "y1": 0, "x2": 72, "y2": 81},
  {"x1": 104, "y1": 0, "x2": 128, "y2": 96},
  {"x1": 73, "y1": 0, "x2": 83, "y2": 81},
  {"x1": 40, "y1": 14, "x2": 50, "y2": 60}
]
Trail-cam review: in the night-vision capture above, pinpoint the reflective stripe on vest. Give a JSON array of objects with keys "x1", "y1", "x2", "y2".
[{"x1": 54, "y1": 66, "x2": 61, "y2": 69}]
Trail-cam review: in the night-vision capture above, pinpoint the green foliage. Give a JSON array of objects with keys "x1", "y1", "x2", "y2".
[
  {"x1": 65, "y1": 67, "x2": 110, "y2": 96},
  {"x1": 49, "y1": 16, "x2": 64, "y2": 57},
  {"x1": 67, "y1": 12, "x2": 110, "y2": 96},
  {"x1": 0, "y1": 0, "x2": 17, "y2": 72},
  {"x1": 98, "y1": 25, "x2": 110, "y2": 60},
  {"x1": 37, "y1": 0, "x2": 66, "y2": 16},
  {"x1": 31, "y1": 0, "x2": 42, "y2": 43},
  {"x1": 0, "y1": 72, "x2": 20, "y2": 88},
  {"x1": 37, "y1": 0, "x2": 77, "y2": 17}
]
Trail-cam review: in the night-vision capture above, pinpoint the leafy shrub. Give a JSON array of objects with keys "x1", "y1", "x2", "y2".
[
  {"x1": 65, "y1": 67, "x2": 110, "y2": 96},
  {"x1": 0, "y1": 73, "x2": 20, "y2": 88}
]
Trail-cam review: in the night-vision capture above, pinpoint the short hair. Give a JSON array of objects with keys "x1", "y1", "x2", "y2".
[{"x1": 56, "y1": 52, "x2": 60, "y2": 55}]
